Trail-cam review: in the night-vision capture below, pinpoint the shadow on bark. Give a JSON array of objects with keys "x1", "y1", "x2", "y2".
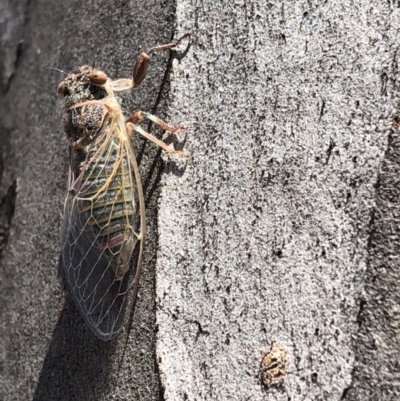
[
  {"x1": 344, "y1": 128, "x2": 400, "y2": 400},
  {"x1": 32, "y1": 289, "x2": 117, "y2": 401}
]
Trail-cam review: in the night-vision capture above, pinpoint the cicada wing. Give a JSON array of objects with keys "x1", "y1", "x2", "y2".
[{"x1": 61, "y1": 132, "x2": 145, "y2": 341}]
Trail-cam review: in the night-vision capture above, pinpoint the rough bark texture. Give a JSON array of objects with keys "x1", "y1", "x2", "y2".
[{"x1": 1, "y1": 1, "x2": 400, "y2": 401}]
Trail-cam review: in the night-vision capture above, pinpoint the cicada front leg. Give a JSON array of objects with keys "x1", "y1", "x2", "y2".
[
  {"x1": 126, "y1": 33, "x2": 191, "y2": 156},
  {"x1": 109, "y1": 34, "x2": 191, "y2": 92},
  {"x1": 132, "y1": 33, "x2": 191, "y2": 86}
]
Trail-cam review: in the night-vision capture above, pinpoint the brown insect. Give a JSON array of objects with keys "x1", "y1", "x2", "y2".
[
  {"x1": 57, "y1": 34, "x2": 190, "y2": 340},
  {"x1": 260, "y1": 344, "x2": 290, "y2": 386}
]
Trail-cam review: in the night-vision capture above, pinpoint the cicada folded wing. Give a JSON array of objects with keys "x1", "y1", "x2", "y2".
[{"x1": 61, "y1": 131, "x2": 145, "y2": 341}]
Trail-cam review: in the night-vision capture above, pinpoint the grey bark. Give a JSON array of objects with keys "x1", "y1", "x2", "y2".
[{"x1": 1, "y1": 1, "x2": 400, "y2": 401}]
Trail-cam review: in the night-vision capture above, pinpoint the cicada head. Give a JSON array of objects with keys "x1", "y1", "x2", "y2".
[{"x1": 58, "y1": 66, "x2": 109, "y2": 108}]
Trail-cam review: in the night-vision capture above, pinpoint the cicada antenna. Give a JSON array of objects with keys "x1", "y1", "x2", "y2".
[{"x1": 47, "y1": 67, "x2": 68, "y2": 76}]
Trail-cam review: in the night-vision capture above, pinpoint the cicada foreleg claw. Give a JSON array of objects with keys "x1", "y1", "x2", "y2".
[{"x1": 146, "y1": 32, "x2": 191, "y2": 55}]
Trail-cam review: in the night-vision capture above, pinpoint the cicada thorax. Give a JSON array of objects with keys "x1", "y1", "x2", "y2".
[{"x1": 64, "y1": 103, "x2": 107, "y2": 146}]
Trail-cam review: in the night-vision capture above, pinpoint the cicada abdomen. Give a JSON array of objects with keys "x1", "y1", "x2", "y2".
[{"x1": 78, "y1": 132, "x2": 139, "y2": 280}]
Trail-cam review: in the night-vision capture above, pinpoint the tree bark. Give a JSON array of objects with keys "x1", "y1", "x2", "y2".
[
  {"x1": 1, "y1": 1, "x2": 399, "y2": 401},
  {"x1": 1, "y1": 0, "x2": 177, "y2": 400}
]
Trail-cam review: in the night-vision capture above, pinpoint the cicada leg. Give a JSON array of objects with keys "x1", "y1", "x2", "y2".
[
  {"x1": 126, "y1": 122, "x2": 188, "y2": 156},
  {"x1": 146, "y1": 33, "x2": 191, "y2": 55},
  {"x1": 133, "y1": 33, "x2": 191, "y2": 86},
  {"x1": 128, "y1": 111, "x2": 186, "y2": 132}
]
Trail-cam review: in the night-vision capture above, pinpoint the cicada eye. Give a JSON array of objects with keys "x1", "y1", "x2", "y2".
[
  {"x1": 89, "y1": 69, "x2": 107, "y2": 85},
  {"x1": 57, "y1": 81, "x2": 68, "y2": 96}
]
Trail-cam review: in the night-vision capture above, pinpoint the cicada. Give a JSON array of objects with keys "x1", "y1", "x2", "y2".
[{"x1": 57, "y1": 34, "x2": 189, "y2": 340}]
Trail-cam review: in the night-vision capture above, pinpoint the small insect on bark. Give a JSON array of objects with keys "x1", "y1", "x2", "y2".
[
  {"x1": 260, "y1": 344, "x2": 290, "y2": 386},
  {"x1": 58, "y1": 34, "x2": 190, "y2": 341}
]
